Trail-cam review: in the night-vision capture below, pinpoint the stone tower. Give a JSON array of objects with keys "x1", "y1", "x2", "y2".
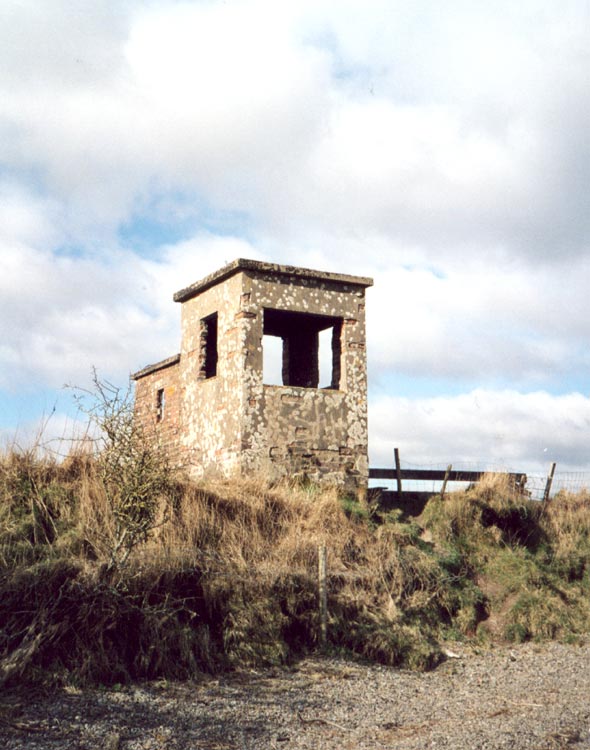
[{"x1": 132, "y1": 259, "x2": 373, "y2": 490}]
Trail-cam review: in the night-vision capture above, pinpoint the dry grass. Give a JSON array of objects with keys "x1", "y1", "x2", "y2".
[
  {"x1": 540, "y1": 489, "x2": 590, "y2": 579},
  {"x1": 3, "y1": 459, "x2": 590, "y2": 687},
  {"x1": 0, "y1": 450, "x2": 450, "y2": 685}
]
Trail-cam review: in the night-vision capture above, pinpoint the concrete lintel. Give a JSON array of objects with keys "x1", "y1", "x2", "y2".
[{"x1": 173, "y1": 258, "x2": 374, "y2": 304}]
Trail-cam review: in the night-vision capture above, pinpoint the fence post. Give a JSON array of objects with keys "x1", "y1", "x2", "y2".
[
  {"x1": 440, "y1": 464, "x2": 453, "y2": 500},
  {"x1": 318, "y1": 545, "x2": 327, "y2": 646},
  {"x1": 543, "y1": 462, "x2": 557, "y2": 502},
  {"x1": 394, "y1": 448, "x2": 403, "y2": 499}
]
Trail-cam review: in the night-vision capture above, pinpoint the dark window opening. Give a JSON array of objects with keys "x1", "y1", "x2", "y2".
[
  {"x1": 263, "y1": 308, "x2": 342, "y2": 389},
  {"x1": 200, "y1": 312, "x2": 218, "y2": 379},
  {"x1": 156, "y1": 388, "x2": 165, "y2": 422}
]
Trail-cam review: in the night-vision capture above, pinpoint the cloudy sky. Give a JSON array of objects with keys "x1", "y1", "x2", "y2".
[{"x1": 2, "y1": 0, "x2": 589, "y2": 475}]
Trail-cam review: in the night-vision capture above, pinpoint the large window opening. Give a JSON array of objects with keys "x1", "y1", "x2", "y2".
[
  {"x1": 200, "y1": 312, "x2": 218, "y2": 379},
  {"x1": 263, "y1": 308, "x2": 342, "y2": 389}
]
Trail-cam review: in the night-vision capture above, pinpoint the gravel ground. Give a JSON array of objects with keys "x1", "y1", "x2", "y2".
[{"x1": 2, "y1": 641, "x2": 590, "y2": 749}]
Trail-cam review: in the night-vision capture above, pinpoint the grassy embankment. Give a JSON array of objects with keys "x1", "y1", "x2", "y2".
[{"x1": 2, "y1": 448, "x2": 590, "y2": 687}]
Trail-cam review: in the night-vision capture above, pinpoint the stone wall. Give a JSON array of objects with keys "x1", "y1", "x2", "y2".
[
  {"x1": 133, "y1": 355, "x2": 183, "y2": 465},
  {"x1": 237, "y1": 269, "x2": 369, "y2": 489},
  {"x1": 178, "y1": 271, "x2": 246, "y2": 477}
]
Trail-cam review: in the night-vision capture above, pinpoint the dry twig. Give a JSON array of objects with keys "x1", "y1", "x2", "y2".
[{"x1": 297, "y1": 710, "x2": 348, "y2": 731}]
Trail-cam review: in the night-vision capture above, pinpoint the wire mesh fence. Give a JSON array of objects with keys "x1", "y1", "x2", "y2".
[
  {"x1": 369, "y1": 452, "x2": 590, "y2": 502},
  {"x1": 526, "y1": 471, "x2": 590, "y2": 501}
]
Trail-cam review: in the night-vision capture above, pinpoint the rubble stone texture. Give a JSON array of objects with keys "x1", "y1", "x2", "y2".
[{"x1": 133, "y1": 259, "x2": 373, "y2": 490}]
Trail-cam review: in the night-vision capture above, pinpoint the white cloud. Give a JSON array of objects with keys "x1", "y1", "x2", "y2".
[
  {"x1": 0, "y1": 0, "x2": 587, "y2": 259},
  {"x1": 0, "y1": 0, "x2": 331, "y2": 234},
  {"x1": 370, "y1": 389, "x2": 590, "y2": 473},
  {"x1": 0, "y1": 245, "x2": 167, "y2": 391},
  {"x1": 0, "y1": 185, "x2": 263, "y2": 391},
  {"x1": 0, "y1": 186, "x2": 61, "y2": 248},
  {"x1": 143, "y1": 235, "x2": 267, "y2": 310},
  {"x1": 366, "y1": 258, "x2": 590, "y2": 387},
  {"x1": 1, "y1": 0, "x2": 589, "y2": 472}
]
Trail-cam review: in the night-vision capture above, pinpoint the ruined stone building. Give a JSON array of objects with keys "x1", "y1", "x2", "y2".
[{"x1": 132, "y1": 259, "x2": 373, "y2": 490}]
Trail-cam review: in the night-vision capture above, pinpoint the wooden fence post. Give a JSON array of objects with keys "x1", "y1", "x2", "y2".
[
  {"x1": 543, "y1": 462, "x2": 557, "y2": 502},
  {"x1": 440, "y1": 464, "x2": 453, "y2": 500},
  {"x1": 318, "y1": 545, "x2": 327, "y2": 646},
  {"x1": 394, "y1": 448, "x2": 403, "y2": 499}
]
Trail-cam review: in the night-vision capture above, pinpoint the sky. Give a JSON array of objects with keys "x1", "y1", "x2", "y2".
[{"x1": 1, "y1": 0, "x2": 590, "y2": 476}]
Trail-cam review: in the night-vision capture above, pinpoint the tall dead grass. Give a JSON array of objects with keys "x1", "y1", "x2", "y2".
[
  {"x1": 4, "y1": 458, "x2": 590, "y2": 687},
  {"x1": 540, "y1": 488, "x2": 590, "y2": 580},
  {"x1": 0, "y1": 450, "x2": 450, "y2": 685}
]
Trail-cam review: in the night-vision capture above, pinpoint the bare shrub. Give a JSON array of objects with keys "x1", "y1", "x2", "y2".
[{"x1": 71, "y1": 372, "x2": 176, "y2": 572}]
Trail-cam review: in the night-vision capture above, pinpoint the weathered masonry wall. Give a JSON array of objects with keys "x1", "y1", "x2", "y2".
[
  {"x1": 178, "y1": 271, "x2": 246, "y2": 475},
  {"x1": 133, "y1": 259, "x2": 373, "y2": 491},
  {"x1": 133, "y1": 354, "x2": 183, "y2": 465},
  {"x1": 236, "y1": 270, "x2": 370, "y2": 488}
]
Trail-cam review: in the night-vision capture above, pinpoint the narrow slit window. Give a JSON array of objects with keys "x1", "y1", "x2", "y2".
[
  {"x1": 200, "y1": 312, "x2": 218, "y2": 379},
  {"x1": 156, "y1": 388, "x2": 165, "y2": 422},
  {"x1": 263, "y1": 309, "x2": 342, "y2": 389}
]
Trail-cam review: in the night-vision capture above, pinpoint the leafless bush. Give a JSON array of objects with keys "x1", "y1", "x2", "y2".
[{"x1": 71, "y1": 371, "x2": 176, "y2": 572}]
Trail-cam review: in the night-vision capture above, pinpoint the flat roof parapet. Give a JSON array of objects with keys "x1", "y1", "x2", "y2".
[
  {"x1": 173, "y1": 258, "x2": 374, "y2": 304},
  {"x1": 132, "y1": 353, "x2": 181, "y2": 381}
]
